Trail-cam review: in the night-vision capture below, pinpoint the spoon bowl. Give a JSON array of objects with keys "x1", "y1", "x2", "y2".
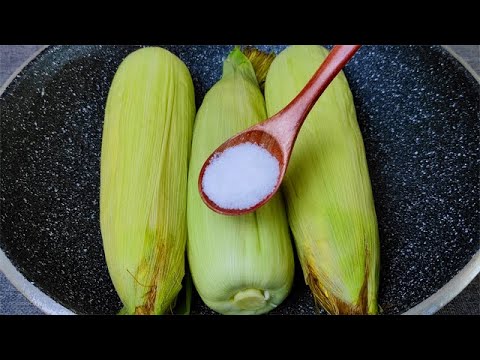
[{"x1": 198, "y1": 129, "x2": 286, "y2": 215}]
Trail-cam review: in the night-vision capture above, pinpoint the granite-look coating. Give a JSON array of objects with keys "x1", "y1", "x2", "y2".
[{"x1": 0, "y1": 45, "x2": 478, "y2": 315}]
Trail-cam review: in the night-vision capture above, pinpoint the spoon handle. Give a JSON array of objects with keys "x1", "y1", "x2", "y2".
[{"x1": 275, "y1": 45, "x2": 361, "y2": 130}]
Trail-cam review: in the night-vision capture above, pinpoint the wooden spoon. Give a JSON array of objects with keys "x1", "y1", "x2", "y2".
[{"x1": 198, "y1": 45, "x2": 362, "y2": 215}]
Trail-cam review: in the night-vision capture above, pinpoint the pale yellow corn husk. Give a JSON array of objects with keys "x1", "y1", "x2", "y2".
[
  {"x1": 265, "y1": 45, "x2": 380, "y2": 315},
  {"x1": 100, "y1": 47, "x2": 195, "y2": 315},
  {"x1": 187, "y1": 48, "x2": 294, "y2": 315}
]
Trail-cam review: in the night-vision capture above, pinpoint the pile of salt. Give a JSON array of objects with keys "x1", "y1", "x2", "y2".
[{"x1": 202, "y1": 142, "x2": 280, "y2": 210}]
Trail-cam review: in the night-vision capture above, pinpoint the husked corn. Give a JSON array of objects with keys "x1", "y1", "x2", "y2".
[
  {"x1": 187, "y1": 48, "x2": 294, "y2": 315},
  {"x1": 265, "y1": 45, "x2": 380, "y2": 315},
  {"x1": 100, "y1": 47, "x2": 195, "y2": 315}
]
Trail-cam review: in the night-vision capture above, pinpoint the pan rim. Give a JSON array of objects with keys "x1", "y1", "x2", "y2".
[{"x1": 0, "y1": 44, "x2": 478, "y2": 315}]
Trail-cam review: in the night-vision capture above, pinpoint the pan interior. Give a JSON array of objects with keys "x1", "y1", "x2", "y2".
[{"x1": 0, "y1": 45, "x2": 478, "y2": 314}]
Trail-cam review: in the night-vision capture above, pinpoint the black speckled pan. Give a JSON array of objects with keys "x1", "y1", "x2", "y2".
[{"x1": 1, "y1": 45, "x2": 479, "y2": 315}]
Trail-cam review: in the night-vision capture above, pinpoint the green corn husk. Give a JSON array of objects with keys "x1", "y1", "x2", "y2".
[
  {"x1": 100, "y1": 47, "x2": 195, "y2": 315},
  {"x1": 265, "y1": 45, "x2": 380, "y2": 315},
  {"x1": 187, "y1": 48, "x2": 294, "y2": 315}
]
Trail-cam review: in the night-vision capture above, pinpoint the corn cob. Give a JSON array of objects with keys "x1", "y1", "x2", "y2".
[
  {"x1": 265, "y1": 45, "x2": 380, "y2": 315},
  {"x1": 100, "y1": 47, "x2": 195, "y2": 314},
  {"x1": 187, "y1": 48, "x2": 294, "y2": 315}
]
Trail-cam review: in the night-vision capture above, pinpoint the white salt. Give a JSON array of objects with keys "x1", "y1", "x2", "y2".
[{"x1": 202, "y1": 142, "x2": 280, "y2": 210}]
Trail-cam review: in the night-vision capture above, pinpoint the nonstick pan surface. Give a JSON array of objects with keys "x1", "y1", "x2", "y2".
[{"x1": 0, "y1": 45, "x2": 478, "y2": 315}]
